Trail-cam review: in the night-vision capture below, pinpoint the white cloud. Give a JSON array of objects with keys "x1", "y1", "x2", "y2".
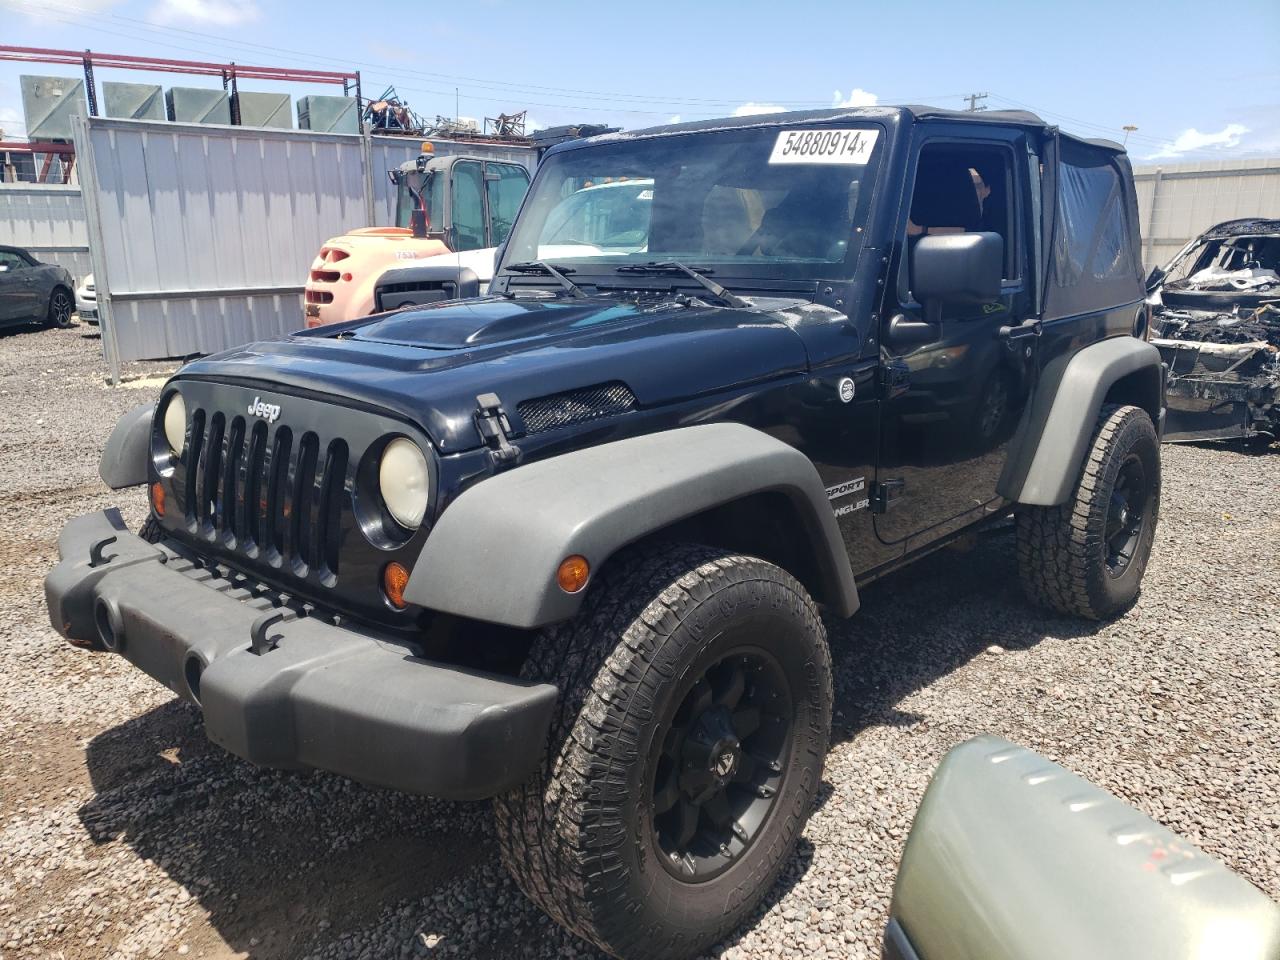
[
  {"x1": 832, "y1": 88, "x2": 878, "y2": 108},
  {"x1": 668, "y1": 114, "x2": 682, "y2": 124},
  {"x1": 0, "y1": 106, "x2": 27, "y2": 139},
  {"x1": 733, "y1": 103, "x2": 786, "y2": 117},
  {"x1": 147, "y1": 0, "x2": 260, "y2": 26},
  {"x1": 12, "y1": 0, "x2": 122, "y2": 21},
  {"x1": 1145, "y1": 123, "x2": 1249, "y2": 160}
]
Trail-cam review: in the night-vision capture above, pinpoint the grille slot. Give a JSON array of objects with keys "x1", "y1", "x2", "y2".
[
  {"x1": 199, "y1": 412, "x2": 225, "y2": 532},
  {"x1": 518, "y1": 382, "x2": 637, "y2": 435},
  {"x1": 266, "y1": 427, "x2": 293, "y2": 559},
  {"x1": 318, "y1": 440, "x2": 348, "y2": 578},
  {"x1": 289, "y1": 432, "x2": 320, "y2": 572},
  {"x1": 220, "y1": 416, "x2": 246, "y2": 542},
  {"x1": 244, "y1": 420, "x2": 268, "y2": 549}
]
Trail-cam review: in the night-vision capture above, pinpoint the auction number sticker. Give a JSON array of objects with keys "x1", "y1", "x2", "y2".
[{"x1": 769, "y1": 128, "x2": 879, "y2": 165}]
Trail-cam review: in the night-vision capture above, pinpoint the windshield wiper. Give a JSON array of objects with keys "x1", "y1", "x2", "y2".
[
  {"x1": 504, "y1": 260, "x2": 587, "y2": 299},
  {"x1": 615, "y1": 261, "x2": 748, "y2": 309}
]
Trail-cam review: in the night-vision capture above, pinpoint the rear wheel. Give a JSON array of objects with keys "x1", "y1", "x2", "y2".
[
  {"x1": 46, "y1": 287, "x2": 73, "y2": 328},
  {"x1": 1017, "y1": 404, "x2": 1160, "y2": 619},
  {"x1": 493, "y1": 545, "x2": 832, "y2": 960}
]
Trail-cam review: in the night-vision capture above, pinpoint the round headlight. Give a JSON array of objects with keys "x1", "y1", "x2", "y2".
[
  {"x1": 162, "y1": 393, "x2": 187, "y2": 456},
  {"x1": 379, "y1": 438, "x2": 430, "y2": 530}
]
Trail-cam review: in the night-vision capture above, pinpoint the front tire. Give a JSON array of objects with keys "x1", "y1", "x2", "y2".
[
  {"x1": 1017, "y1": 404, "x2": 1160, "y2": 619},
  {"x1": 494, "y1": 545, "x2": 832, "y2": 960}
]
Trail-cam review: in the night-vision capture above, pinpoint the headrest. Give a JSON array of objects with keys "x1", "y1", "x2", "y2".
[{"x1": 911, "y1": 157, "x2": 981, "y2": 230}]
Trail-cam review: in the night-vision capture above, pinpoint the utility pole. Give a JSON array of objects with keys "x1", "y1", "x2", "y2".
[
  {"x1": 964, "y1": 92, "x2": 988, "y2": 112},
  {"x1": 1122, "y1": 124, "x2": 1138, "y2": 146}
]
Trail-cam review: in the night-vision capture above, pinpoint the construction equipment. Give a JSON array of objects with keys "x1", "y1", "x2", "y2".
[
  {"x1": 304, "y1": 141, "x2": 535, "y2": 326},
  {"x1": 304, "y1": 124, "x2": 618, "y2": 326}
]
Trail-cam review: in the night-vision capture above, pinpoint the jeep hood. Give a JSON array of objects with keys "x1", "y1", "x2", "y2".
[{"x1": 177, "y1": 296, "x2": 809, "y2": 452}]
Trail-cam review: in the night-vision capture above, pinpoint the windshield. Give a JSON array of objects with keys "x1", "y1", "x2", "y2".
[
  {"x1": 393, "y1": 170, "x2": 443, "y2": 231},
  {"x1": 501, "y1": 124, "x2": 883, "y2": 280}
]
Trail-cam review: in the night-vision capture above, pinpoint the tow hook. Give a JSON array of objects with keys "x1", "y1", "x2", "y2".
[
  {"x1": 88, "y1": 535, "x2": 118, "y2": 568},
  {"x1": 474, "y1": 393, "x2": 522, "y2": 467}
]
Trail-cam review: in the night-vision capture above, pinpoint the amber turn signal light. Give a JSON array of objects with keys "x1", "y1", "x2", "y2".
[
  {"x1": 556, "y1": 555, "x2": 590, "y2": 594},
  {"x1": 150, "y1": 481, "x2": 165, "y2": 518},
  {"x1": 383, "y1": 562, "x2": 411, "y2": 609}
]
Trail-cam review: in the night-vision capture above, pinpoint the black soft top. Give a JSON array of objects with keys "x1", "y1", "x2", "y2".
[{"x1": 559, "y1": 105, "x2": 1125, "y2": 155}]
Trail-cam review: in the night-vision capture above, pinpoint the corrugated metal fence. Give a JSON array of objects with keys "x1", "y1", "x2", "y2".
[
  {"x1": 70, "y1": 116, "x2": 536, "y2": 381},
  {"x1": 1133, "y1": 158, "x2": 1280, "y2": 270},
  {"x1": 0, "y1": 183, "x2": 91, "y2": 280}
]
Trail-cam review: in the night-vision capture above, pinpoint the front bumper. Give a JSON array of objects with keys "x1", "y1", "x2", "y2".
[{"x1": 45, "y1": 509, "x2": 558, "y2": 800}]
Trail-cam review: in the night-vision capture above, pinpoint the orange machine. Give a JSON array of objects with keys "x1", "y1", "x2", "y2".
[{"x1": 304, "y1": 143, "x2": 532, "y2": 326}]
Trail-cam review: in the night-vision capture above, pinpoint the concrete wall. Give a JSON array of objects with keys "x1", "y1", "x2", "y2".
[{"x1": 1132, "y1": 158, "x2": 1280, "y2": 270}]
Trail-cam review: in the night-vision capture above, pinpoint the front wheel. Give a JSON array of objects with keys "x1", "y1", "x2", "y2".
[
  {"x1": 1017, "y1": 404, "x2": 1160, "y2": 619},
  {"x1": 46, "y1": 288, "x2": 74, "y2": 328},
  {"x1": 494, "y1": 545, "x2": 832, "y2": 960}
]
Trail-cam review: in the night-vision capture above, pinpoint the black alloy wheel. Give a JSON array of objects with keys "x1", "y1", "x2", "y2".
[
  {"x1": 651, "y1": 648, "x2": 792, "y2": 881},
  {"x1": 1104, "y1": 454, "x2": 1150, "y2": 577}
]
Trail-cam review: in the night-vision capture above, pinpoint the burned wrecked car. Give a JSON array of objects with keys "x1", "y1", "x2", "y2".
[{"x1": 1148, "y1": 218, "x2": 1280, "y2": 443}]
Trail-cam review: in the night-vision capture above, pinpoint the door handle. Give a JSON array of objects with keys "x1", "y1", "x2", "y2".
[{"x1": 998, "y1": 320, "x2": 1041, "y2": 340}]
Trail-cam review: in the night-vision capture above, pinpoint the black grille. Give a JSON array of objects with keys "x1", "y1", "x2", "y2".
[
  {"x1": 183, "y1": 408, "x2": 347, "y2": 582},
  {"x1": 518, "y1": 382, "x2": 637, "y2": 435}
]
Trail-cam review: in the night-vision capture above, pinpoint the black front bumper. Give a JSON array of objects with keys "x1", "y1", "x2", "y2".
[{"x1": 45, "y1": 509, "x2": 558, "y2": 800}]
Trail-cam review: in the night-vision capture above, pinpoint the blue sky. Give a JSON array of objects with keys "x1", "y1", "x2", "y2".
[{"x1": 2, "y1": 0, "x2": 1278, "y2": 163}]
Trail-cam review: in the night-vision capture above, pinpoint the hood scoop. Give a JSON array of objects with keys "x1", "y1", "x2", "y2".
[
  {"x1": 353, "y1": 297, "x2": 641, "y2": 350},
  {"x1": 517, "y1": 382, "x2": 637, "y2": 435}
]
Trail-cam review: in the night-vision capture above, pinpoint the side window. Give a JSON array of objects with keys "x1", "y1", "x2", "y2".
[
  {"x1": 451, "y1": 161, "x2": 486, "y2": 251},
  {"x1": 1054, "y1": 158, "x2": 1136, "y2": 285},
  {"x1": 485, "y1": 163, "x2": 530, "y2": 246},
  {"x1": 906, "y1": 142, "x2": 1020, "y2": 287},
  {"x1": 0, "y1": 251, "x2": 24, "y2": 272}
]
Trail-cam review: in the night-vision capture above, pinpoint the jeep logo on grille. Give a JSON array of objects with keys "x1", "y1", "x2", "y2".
[{"x1": 247, "y1": 396, "x2": 282, "y2": 423}]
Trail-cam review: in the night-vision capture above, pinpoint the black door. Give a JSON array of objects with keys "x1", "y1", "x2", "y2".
[{"x1": 875, "y1": 132, "x2": 1040, "y2": 545}]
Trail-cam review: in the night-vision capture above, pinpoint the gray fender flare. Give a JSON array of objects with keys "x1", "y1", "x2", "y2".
[
  {"x1": 998, "y1": 336, "x2": 1164, "y2": 507},
  {"x1": 99, "y1": 402, "x2": 155, "y2": 489},
  {"x1": 406, "y1": 423, "x2": 859, "y2": 629}
]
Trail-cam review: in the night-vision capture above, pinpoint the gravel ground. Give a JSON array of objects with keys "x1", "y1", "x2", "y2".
[{"x1": 1, "y1": 322, "x2": 1277, "y2": 960}]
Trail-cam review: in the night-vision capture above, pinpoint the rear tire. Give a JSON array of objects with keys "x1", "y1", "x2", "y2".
[
  {"x1": 493, "y1": 544, "x2": 832, "y2": 960},
  {"x1": 46, "y1": 287, "x2": 73, "y2": 328},
  {"x1": 1017, "y1": 404, "x2": 1160, "y2": 619}
]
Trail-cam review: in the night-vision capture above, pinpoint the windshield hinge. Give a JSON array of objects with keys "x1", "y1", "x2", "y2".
[
  {"x1": 870, "y1": 479, "x2": 905, "y2": 514},
  {"x1": 878, "y1": 359, "x2": 910, "y2": 399},
  {"x1": 474, "y1": 393, "x2": 522, "y2": 467}
]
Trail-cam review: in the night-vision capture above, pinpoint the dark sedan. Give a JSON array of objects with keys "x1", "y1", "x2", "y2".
[{"x1": 0, "y1": 245, "x2": 75, "y2": 330}]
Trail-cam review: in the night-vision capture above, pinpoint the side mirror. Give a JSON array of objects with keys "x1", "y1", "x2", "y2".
[
  {"x1": 912, "y1": 232, "x2": 1003, "y2": 318},
  {"x1": 1144, "y1": 266, "x2": 1166, "y2": 292}
]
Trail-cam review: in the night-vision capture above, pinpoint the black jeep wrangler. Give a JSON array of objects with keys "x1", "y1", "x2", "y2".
[{"x1": 47, "y1": 106, "x2": 1164, "y2": 960}]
